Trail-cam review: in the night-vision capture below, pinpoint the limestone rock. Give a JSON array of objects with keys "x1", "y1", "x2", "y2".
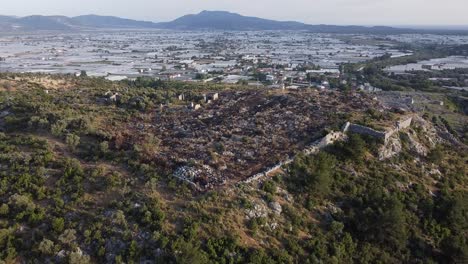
[
  {"x1": 379, "y1": 136, "x2": 402, "y2": 160},
  {"x1": 245, "y1": 203, "x2": 268, "y2": 220},
  {"x1": 269, "y1": 201, "x2": 282, "y2": 215},
  {"x1": 406, "y1": 131, "x2": 428, "y2": 156}
]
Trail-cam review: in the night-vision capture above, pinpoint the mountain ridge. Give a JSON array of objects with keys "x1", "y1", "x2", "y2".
[
  {"x1": 155, "y1": 10, "x2": 311, "y2": 31},
  {"x1": 0, "y1": 10, "x2": 464, "y2": 34}
]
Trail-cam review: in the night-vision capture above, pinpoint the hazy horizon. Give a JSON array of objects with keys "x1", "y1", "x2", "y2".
[{"x1": 1, "y1": 0, "x2": 467, "y2": 27}]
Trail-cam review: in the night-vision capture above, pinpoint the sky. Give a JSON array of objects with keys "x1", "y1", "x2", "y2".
[{"x1": 2, "y1": 0, "x2": 467, "y2": 26}]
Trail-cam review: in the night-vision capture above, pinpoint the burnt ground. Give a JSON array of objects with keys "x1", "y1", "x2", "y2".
[{"x1": 119, "y1": 89, "x2": 383, "y2": 190}]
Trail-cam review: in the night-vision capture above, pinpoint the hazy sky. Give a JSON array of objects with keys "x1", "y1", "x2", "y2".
[{"x1": 2, "y1": 0, "x2": 467, "y2": 26}]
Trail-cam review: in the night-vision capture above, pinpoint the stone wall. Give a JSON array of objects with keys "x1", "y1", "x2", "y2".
[
  {"x1": 397, "y1": 116, "x2": 413, "y2": 130},
  {"x1": 342, "y1": 115, "x2": 413, "y2": 143},
  {"x1": 343, "y1": 122, "x2": 388, "y2": 141},
  {"x1": 244, "y1": 160, "x2": 293, "y2": 184},
  {"x1": 243, "y1": 116, "x2": 414, "y2": 185},
  {"x1": 243, "y1": 131, "x2": 346, "y2": 184}
]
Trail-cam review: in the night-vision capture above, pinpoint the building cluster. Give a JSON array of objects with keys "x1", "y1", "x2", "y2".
[{"x1": 0, "y1": 31, "x2": 414, "y2": 90}]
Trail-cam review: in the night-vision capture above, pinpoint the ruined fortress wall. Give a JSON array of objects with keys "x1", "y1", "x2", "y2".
[
  {"x1": 242, "y1": 131, "x2": 345, "y2": 184},
  {"x1": 342, "y1": 122, "x2": 351, "y2": 133},
  {"x1": 397, "y1": 117, "x2": 413, "y2": 130},
  {"x1": 344, "y1": 123, "x2": 388, "y2": 140},
  {"x1": 241, "y1": 117, "x2": 414, "y2": 185},
  {"x1": 343, "y1": 116, "x2": 414, "y2": 143},
  {"x1": 244, "y1": 160, "x2": 293, "y2": 184},
  {"x1": 324, "y1": 131, "x2": 345, "y2": 145}
]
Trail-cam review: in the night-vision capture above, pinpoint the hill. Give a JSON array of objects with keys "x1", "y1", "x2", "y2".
[
  {"x1": 0, "y1": 16, "x2": 16, "y2": 31},
  {"x1": 16, "y1": 15, "x2": 75, "y2": 30},
  {"x1": 71, "y1": 15, "x2": 157, "y2": 29},
  {"x1": 0, "y1": 73, "x2": 466, "y2": 263},
  {"x1": 0, "y1": 11, "x2": 425, "y2": 33},
  {"x1": 155, "y1": 10, "x2": 310, "y2": 31},
  {"x1": 0, "y1": 14, "x2": 158, "y2": 31},
  {"x1": 156, "y1": 11, "x2": 417, "y2": 33}
]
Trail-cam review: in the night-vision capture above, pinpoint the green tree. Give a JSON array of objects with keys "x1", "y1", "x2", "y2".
[
  {"x1": 38, "y1": 238, "x2": 55, "y2": 255},
  {"x1": 66, "y1": 133, "x2": 80, "y2": 151},
  {"x1": 438, "y1": 191, "x2": 468, "y2": 262},
  {"x1": 99, "y1": 141, "x2": 109, "y2": 156},
  {"x1": 345, "y1": 133, "x2": 367, "y2": 160},
  {"x1": 80, "y1": 70, "x2": 88, "y2": 77},
  {"x1": 0, "y1": 204, "x2": 9, "y2": 216},
  {"x1": 350, "y1": 190, "x2": 409, "y2": 252},
  {"x1": 128, "y1": 240, "x2": 139, "y2": 259},
  {"x1": 114, "y1": 210, "x2": 128, "y2": 228},
  {"x1": 172, "y1": 239, "x2": 209, "y2": 264},
  {"x1": 69, "y1": 251, "x2": 91, "y2": 264},
  {"x1": 58, "y1": 229, "x2": 77, "y2": 245},
  {"x1": 52, "y1": 217, "x2": 65, "y2": 233},
  {"x1": 9, "y1": 193, "x2": 36, "y2": 213},
  {"x1": 289, "y1": 152, "x2": 337, "y2": 196},
  {"x1": 51, "y1": 120, "x2": 67, "y2": 137}
]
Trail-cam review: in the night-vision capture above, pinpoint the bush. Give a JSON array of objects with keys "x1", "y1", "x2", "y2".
[
  {"x1": 262, "y1": 180, "x2": 277, "y2": 194},
  {"x1": 288, "y1": 152, "x2": 336, "y2": 197},
  {"x1": 51, "y1": 120, "x2": 67, "y2": 137},
  {"x1": 172, "y1": 238, "x2": 209, "y2": 264},
  {"x1": 38, "y1": 238, "x2": 55, "y2": 255},
  {"x1": 58, "y1": 229, "x2": 76, "y2": 245},
  {"x1": 52, "y1": 217, "x2": 65, "y2": 233},
  {"x1": 66, "y1": 133, "x2": 80, "y2": 151}
]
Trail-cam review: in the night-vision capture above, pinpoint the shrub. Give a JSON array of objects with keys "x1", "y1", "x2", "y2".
[
  {"x1": 288, "y1": 152, "x2": 336, "y2": 197},
  {"x1": 38, "y1": 238, "x2": 55, "y2": 255},
  {"x1": 52, "y1": 217, "x2": 65, "y2": 233},
  {"x1": 66, "y1": 133, "x2": 80, "y2": 151}
]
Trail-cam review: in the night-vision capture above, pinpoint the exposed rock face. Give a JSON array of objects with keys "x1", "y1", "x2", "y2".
[
  {"x1": 405, "y1": 130, "x2": 428, "y2": 156},
  {"x1": 396, "y1": 116, "x2": 413, "y2": 130},
  {"x1": 173, "y1": 164, "x2": 223, "y2": 190},
  {"x1": 378, "y1": 115, "x2": 450, "y2": 160},
  {"x1": 412, "y1": 116, "x2": 440, "y2": 147},
  {"x1": 324, "y1": 203, "x2": 344, "y2": 222},
  {"x1": 379, "y1": 135, "x2": 402, "y2": 160},
  {"x1": 429, "y1": 168, "x2": 442, "y2": 177},
  {"x1": 277, "y1": 187, "x2": 294, "y2": 203},
  {"x1": 269, "y1": 202, "x2": 282, "y2": 215},
  {"x1": 268, "y1": 222, "x2": 279, "y2": 230},
  {"x1": 245, "y1": 203, "x2": 268, "y2": 220}
]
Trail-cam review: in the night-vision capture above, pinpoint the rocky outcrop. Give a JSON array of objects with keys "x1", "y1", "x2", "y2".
[
  {"x1": 378, "y1": 115, "x2": 456, "y2": 160},
  {"x1": 412, "y1": 116, "x2": 440, "y2": 148},
  {"x1": 269, "y1": 202, "x2": 282, "y2": 215},
  {"x1": 379, "y1": 135, "x2": 402, "y2": 160},
  {"x1": 244, "y1": 200, "x2": 281, "y2": 230},
  {"x1": 173, "y1": 165, "x2": 224, "y2": 191},
  {"x1": 405, "y1": 130, "x2": 429, "y2": 156},
  {"x1": 245, "y1": 203, "x2": 269, "y2": 220}
]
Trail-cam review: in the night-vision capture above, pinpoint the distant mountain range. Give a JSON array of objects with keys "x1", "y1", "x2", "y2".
[
  {"x1": 0, "y1": 14, "x2": 157, "y2": 31},
  {"x1": 0, "y1": 10, "x2": 464, "y2": 34},
  {"x1": 156, "y1": 11, "x2": 310, "y2": 31}
]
